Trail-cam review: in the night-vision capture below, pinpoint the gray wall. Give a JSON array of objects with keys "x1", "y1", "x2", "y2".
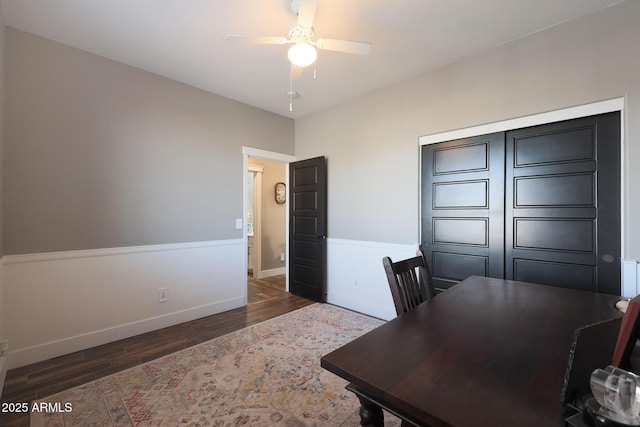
[
  {"x1": 3, "y1": 29, "x2": 294, "y2": 255},
  {"x1": 296, "y1": 0, "x2": 640, "y2": 261}
]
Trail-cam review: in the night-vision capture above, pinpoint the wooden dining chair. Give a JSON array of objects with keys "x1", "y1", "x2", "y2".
[
  {"x1": 383, "y1": 250, "x2": 436, "y2": 316},
  {"x1": 345, "y1": 251, "x2": 436, "y2": 426},
  {"x1": 351, "y1": 250, "x2": 436, "y2": 425}
]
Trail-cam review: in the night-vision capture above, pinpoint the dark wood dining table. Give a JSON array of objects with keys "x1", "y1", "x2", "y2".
[{"x1": 321, "y1": 276, "x2": 622, "y2": 427}]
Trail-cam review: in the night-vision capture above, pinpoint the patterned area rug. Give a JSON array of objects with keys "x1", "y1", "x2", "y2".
[{"x1": 32, "y1": 304, "x2": 401, "y2": 426}]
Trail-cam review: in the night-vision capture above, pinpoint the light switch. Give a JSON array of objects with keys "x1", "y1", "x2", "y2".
[{"x1": 235, "y1": 218, "x2": 243, "y2": 229}]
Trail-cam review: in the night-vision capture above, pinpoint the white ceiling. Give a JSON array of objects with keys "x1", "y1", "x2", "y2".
[{"x1": 0, "y1": 0, "x2": 626, "y2": 119}]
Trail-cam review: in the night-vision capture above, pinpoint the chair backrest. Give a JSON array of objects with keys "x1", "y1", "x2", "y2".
[
  {"x1": 383, "y1": 250, "x2": 436, "y2": 316},
  {"x1": 612, "y1": 294, "x2": 640, "y2": 370}
]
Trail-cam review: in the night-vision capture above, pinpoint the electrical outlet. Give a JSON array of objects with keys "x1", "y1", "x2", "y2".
[
  {"x1": 158, "y1": 288, "x2": 169, "y2": 303},
  {"x1": 354, "y1": 279, "x2": 359, "y2": 288}
]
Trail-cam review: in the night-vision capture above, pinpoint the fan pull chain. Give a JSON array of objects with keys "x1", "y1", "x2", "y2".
[
  {"x1": 313, "y1": 61, "x2": 317, "y2": 80},
  {"x1": 289, "y1": 65, "x2": 294, "y2": 112}
]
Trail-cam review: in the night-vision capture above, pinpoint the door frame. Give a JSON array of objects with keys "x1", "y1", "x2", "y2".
[
  {"x1": 242, "y1": 147, "x2": 297, "y2": 305},
  {"x1": 418, "y1": 97, "x2": 626, "y2": 288}
]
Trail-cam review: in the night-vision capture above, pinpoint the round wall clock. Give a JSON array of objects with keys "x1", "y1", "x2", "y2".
[{"x1": 275, "y1": 182, "x2": 286, "y2": 204}]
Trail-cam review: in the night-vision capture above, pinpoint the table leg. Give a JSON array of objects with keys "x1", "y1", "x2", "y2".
[{"x1": 355, "y1": 394, "x2": 384, "y2": 427}]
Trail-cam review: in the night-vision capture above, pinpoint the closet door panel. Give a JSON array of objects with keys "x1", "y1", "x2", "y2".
[
  {"x1": 432, "y1": 252, "x2": 488, "y2": 281},
  {"x1": 505, "y1": 113, "x2": 620, "y2": 294},
  {"x1": 513, "y1": 259, "x2": 596, "y2": 291},
  {"x1": 514, "y1": 218, "x2": 594, "y2": 252},
  {"x1": 421, "y1": 133, "x2": 505, "y2": 291},
  {"x1": 515, "y1": 174, "x2": 594, "y2": 207}
]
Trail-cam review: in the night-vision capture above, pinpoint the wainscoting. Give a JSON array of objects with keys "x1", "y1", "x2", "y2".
[
  {"x1": 2, "y1": 235, "x2": 635, "y2": 389},
  {"x1": 327, "y1": 238, "x2": 419, "y2": 321},
  {"x1": 2, "y1": 240, "x2": 245, "y2": 370},
  {"x1": 0, "y1": 237, "x2": 407, "y2": 378}
]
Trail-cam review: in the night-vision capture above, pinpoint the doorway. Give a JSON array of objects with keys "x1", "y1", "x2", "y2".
[
  {"x1": 242, "y1": 147, "x2": 296, "y2": 305},
  {"x1": 247, "y1": 158, "x2": 287, "y2": 279}
]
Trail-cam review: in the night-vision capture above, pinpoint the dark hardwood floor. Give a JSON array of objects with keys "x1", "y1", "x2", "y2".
[{"x1": 0, "y1": 274, "x2": 311, "y2": 427}]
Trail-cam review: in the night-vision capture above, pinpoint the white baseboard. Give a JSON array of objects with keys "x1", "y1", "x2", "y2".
[
  {"x1": 257, "y1": 267, "x2": 286, "y2": 279},
  {"x1": 326, "y1": 238, "x2": 419, "y2": 321},
  {"x1": 7, "y1": 297, "x2": 243, "y2": 369},
  {"x1": 3, "y1": 239, "x2": 246, "y2": 369}
]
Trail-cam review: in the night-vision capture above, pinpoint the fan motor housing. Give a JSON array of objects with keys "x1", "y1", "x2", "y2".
[{"x1": 289, "y1": 24, "x2": 314, "y2": 43}]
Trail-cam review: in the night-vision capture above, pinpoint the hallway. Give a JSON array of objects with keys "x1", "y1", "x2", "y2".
[{"x1": 248, "y1": 273, "x2": 287, "y2": 303}]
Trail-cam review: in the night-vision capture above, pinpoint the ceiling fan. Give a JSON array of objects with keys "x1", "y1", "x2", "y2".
[{"x1": 224, "y1": 0, "x2": 372, "y2": 68}]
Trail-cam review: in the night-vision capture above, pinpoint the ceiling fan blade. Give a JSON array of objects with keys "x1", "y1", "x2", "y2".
[
  {"x1": 315, "y1": 38, "x2": 372, "y2": 55},
  {"x1": 296, "y1": 0, "x2": 318, "y2": 29},
  {"x1": 224, "y1": 35, "x2": 290, "y2": 45}
]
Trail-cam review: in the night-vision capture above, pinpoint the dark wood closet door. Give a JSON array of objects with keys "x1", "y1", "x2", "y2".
[
  {"x1": 505, "y1": 113, "x2": 620, "y2": 294},
  {"x1": 421, "y1": 112, "x2": 620, "y2": 294},
  {"x1": 421, "y1": 133, "x2": 505, "y2": 291}
]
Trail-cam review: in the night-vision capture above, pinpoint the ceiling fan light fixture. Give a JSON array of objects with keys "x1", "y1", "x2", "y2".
[{"x1": 288, "y1": 42, "x2": 317, "y2": 67}]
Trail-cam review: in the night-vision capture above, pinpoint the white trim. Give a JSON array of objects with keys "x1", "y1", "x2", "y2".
[
  {"x1": 252, "y1": 167, "x2": 263, "y2": 281},
  {"x1": 419, "y1": 97, "x2": 624, "y2": 146},
  {"x1": 259, "y1": 267, "x2": 287, "y2": 278},
  {"x1": 326, "y1": 237, "x2": 418, "y2": 251},
  {"x1": 242, "y1": 146, "x2": 296, "y2": 163},
  {"x1": 243, "y1": 153, "x2": 250, "y2": 304},
  {"x1": 327, "y1": 293, "x2": 391, "y2": 321},
  {"x1": 285, "y1": 164, "x2": 291, "y2": 293},
  {"x1": 2, "y1": 239, "x2": 241, "y2": 265}
]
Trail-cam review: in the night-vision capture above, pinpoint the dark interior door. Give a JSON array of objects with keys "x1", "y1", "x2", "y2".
[
  {"x1": 421, "y1": 112, "x2": 621, "y2": 294},
  {"x1": 505, "y1": 113, "x2": 620, "y2": 294},
  {"x1": 289, "y1": 156, "x2": 327, "y2": 302}
]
